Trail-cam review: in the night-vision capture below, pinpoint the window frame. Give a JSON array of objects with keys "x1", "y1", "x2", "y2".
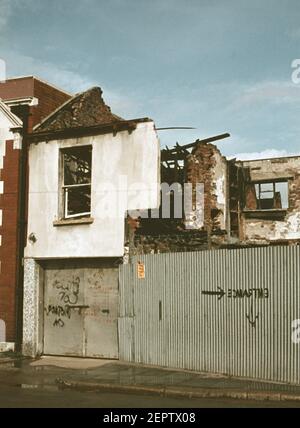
[
  {"x1": 59, "y1": 145, "x2": 92, "y2": 220},
  {"x1": 253, "y1": 179, "x2": 289, "y2": 211}
]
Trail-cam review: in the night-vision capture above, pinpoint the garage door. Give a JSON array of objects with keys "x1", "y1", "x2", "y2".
[{"x1": 43, "y1": 265, "x2": 119, "y2": 358}]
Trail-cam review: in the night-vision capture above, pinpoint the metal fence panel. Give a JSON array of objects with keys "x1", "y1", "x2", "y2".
[{"x1": 119, "y1": 246, "x2": 300, "y2": 384}]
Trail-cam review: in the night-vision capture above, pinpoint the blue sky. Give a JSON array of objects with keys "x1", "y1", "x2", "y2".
[{"x1": 1, "y1": 0, "x2": 300, "y2": 158}]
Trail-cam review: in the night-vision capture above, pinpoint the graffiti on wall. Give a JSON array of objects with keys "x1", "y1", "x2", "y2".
[
  {"x1": 45, "y1": 304, "x2": 72, "y2": 328},
  {"x1": 45, "y1": 276, "x2": 81, "y2": 327},
  {"x1": 54, "y1": 276, "x2": 80, "y2": 304}
]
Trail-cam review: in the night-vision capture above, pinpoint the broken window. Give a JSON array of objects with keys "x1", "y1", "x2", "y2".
[
  {"x1": 61, "y1": 146, "x2": 92, "y2": 218},
  {"x1": 246, "y1": 180, "x2": 288, "y2": 210}
]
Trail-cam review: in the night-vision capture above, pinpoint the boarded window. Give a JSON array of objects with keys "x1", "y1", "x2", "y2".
[{"x1": 62, "y1": 146, "x2": 92, "y2": 218}]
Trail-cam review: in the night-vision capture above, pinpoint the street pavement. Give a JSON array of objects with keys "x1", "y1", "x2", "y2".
[
  {"x1": 0, "y1": 383, "x2": 299, "y2": 408},
  {"x1": 0, "y1": 355, "x2": 299, "y2": 407}
]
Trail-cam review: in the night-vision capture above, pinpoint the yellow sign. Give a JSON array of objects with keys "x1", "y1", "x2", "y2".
[{"x1": 137, "y1": 262, "x2": 145, "y2": 279}]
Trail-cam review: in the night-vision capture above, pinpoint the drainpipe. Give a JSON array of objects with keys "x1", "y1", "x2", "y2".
[{"x1": 13, "y1": 104, "x2": 30, "y2": 353}]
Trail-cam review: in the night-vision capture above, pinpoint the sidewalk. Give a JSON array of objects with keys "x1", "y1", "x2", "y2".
[
  {"x1": 31, "y1": 356, "x2": 300, "y2": 403},
  {"x1": 0, "y1": 351, "x2": 27, "y2": 365}
]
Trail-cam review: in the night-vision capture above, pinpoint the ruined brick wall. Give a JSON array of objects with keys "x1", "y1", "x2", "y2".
[
  {"x1": 133, "y1": 231, "x2": 210, "y2": 254},
  {"x1": 132, "y1": 230, "x2": 229, "y2": 255},
  {"x1": 241, "y1": 156, "x2": 300, "y2": 243},
  {"x1": 35, "y1": 87, "x2": 120, "y2": 132},
  {"x1": 0, "y1": 140, "x2": 20, "y2": 342},
  {"x1": 185, "y1": 142, "x2": 228, "y2": 233},
  {"x1": 128, "y1": 142, "x2": 229, "y2": 256},
  {"x1": 128, "y1": 145, "x2": 300, "y2": 255}
]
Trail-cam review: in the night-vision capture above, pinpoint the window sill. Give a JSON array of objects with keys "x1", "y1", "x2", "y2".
[
  {"x1": 243, "y1": 209, "x2": 287, "y2": 220},
  {"x1": 53, "y1": 217, "x2": 94, "y2": 227}
]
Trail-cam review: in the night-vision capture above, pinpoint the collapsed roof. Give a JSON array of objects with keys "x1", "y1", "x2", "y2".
[{"x1": 34, "y1": 87, "x2": 124, "y2": 132}]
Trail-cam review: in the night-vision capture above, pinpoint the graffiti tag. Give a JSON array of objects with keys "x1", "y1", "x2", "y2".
[
  {"x1": 45, "y1": 304, "x2": 72, "y2": 328},
  {"x1": 53, "y1": 277, "x2": 80, "y2": 305}
]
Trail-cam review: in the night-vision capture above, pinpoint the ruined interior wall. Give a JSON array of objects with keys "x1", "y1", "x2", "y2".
[
  {"x1": 131, "y1": 142, "x2": 229, "y2": 256},
  {"x1": 185, "y1": 142, "x2": 227, "y2": 232},
  {"x1": 212, "y1": 150, "x2": 228, "y2": 230},
  {"x1": 241, "y1": 156, "x2": 300, "y2": 243},
  {"x1": 242, "y1": 157, "x2": 300, "y2": 182}
]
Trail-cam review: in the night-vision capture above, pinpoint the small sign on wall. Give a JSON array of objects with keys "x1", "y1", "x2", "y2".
[{"x1": 137, "y1": 261, "x2": 145, "y2": 279}]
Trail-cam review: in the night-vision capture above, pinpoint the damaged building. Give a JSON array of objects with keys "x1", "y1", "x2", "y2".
[
  {"x1": 23, "y1": 86, "x2": 160, "y2": 358},
  {"x1": 239, "y1": 156, "x2": 300, "y2": 244},
  {"x1": 128, "y1": 135, "x2": 300, "y2": 254},
  {"x1": 1, "y1": 75, "x2": 299, "y2": 363}
]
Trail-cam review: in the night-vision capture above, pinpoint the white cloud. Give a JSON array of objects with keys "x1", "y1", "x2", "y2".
[{"x1": 229, "y1": 80, "x2": 300, "y2": 110}]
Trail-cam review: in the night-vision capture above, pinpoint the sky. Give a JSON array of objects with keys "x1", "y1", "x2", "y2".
[{"x1": 1, "y1": 0, "x2": 300, "y2": 159}]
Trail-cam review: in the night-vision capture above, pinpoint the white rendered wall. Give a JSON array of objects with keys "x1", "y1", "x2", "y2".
[{"x1": 25, "y1": 121, "x2": 160, "y2": 258}]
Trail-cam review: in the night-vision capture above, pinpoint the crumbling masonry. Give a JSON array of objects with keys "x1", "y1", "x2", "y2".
[{"x1": 126, "y1": 136, "x2": 300, "y2": 255}]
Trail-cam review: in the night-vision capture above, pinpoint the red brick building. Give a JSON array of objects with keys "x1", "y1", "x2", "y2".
[{"x1": 0, "y1": 76, "x2": 71, "y2": 350}]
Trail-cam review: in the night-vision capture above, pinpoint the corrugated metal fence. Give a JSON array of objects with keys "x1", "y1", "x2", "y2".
[{"x1": 119, "y1": 246, "x2": 300, "y2": 384}]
